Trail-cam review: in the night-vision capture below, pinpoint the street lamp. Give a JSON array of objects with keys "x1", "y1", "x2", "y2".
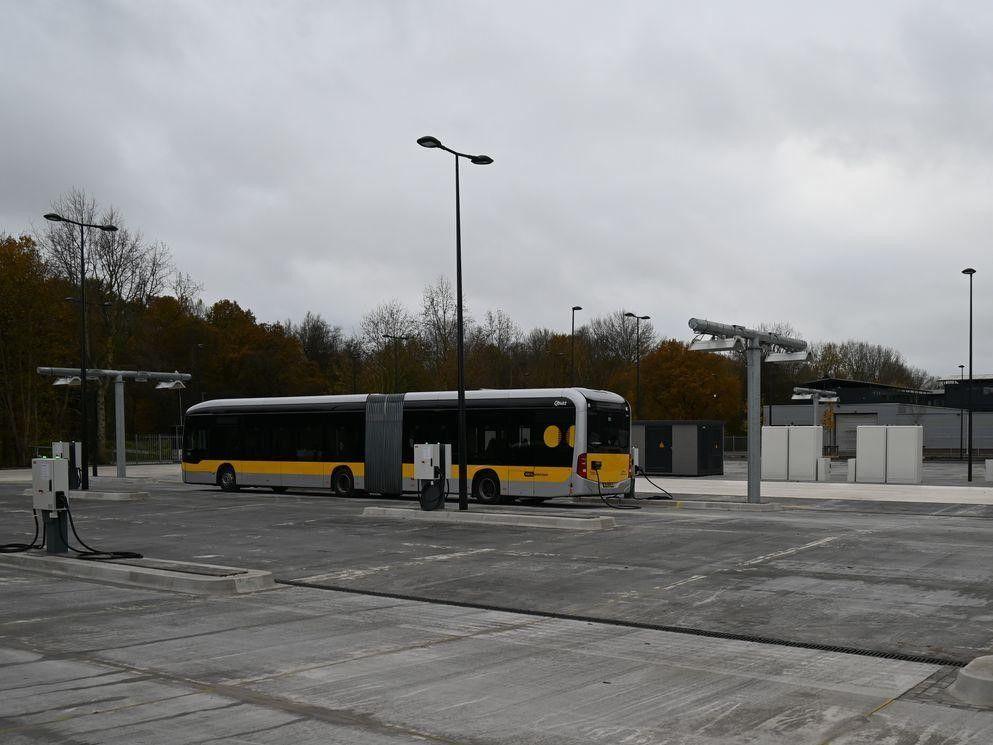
[
  {"x1": 571, "y1": 306, "x2": 582, "y2": 387},
  {"x1": 624, "y1": 312, "x2": 651, "y2": 418},
  {"x1": 958, "y1": 363, "x2": 965, "y2": 460},
  {"x1": 44, "y1": 212, "x2": 118, "y2": 490},
  {"x1": 963, "y1": 267, "x2": 976, "y2": 481},
  {"x1": 383, "y1": 334, "x2": 411, "y2": 392},
  {"x1": 417, "y1": 135, "x2": 493, "y2": 511}
]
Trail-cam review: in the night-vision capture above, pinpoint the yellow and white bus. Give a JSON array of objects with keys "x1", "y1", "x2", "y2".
[{"x1": 182, "y1": 387, "x2": 632, "y2": 503}]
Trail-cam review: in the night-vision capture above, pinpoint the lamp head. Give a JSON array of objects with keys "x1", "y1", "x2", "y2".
[
  {"x1": 417, "y1": 135, "x2": 443, "y2": 149},
  {"x1": 963, "y1": 267, "x2": 976, "y2": 275},
  {"x1": 572, "y1": 305, "x2": 582, "y2": 311},
  {"x1": 641, "y1": 315, "x2": 651, "y2": 320},
  {"x1": 101, "y1": 224, "x2": 119, "y2": 232},
  {"x1": 470, "y1": 155, "x2": 493, "y2": 165},
  {"x1": 624, "y1": 312, "x2": 636, "y2": 318},
  {"x1": 44, "y1": 213, "x2": 64, "y2": 222}
]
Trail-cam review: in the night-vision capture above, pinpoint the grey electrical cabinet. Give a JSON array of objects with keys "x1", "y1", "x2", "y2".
[{"x1": 632, "y1": 420, "x2": 724, "y2": 476}]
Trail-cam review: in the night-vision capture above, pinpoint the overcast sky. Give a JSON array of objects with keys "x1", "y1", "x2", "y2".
[{"x1": 2, "y1": 1, "x2": 991, "y2": 376}]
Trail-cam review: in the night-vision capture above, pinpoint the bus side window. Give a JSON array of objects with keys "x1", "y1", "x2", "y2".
[
  {"x1": 210, "y1": 415, "x2": 241, "y2": 459},
  {"x1": 507, "y1": 411, "x2": 534, "y2": 466},
  {"x1": 468, "y1": 410, "x2": 505, "y2": 465},
  {"x1": 242, "y1": 414, "x2": 268, "y2": 460}
]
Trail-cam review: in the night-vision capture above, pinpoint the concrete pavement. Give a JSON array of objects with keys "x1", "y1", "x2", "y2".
[{"x1": 3, "y1": 568, "x2": 992, "y2": 744}]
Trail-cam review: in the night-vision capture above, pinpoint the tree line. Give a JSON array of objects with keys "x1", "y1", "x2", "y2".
[{"x1": 0, "y1": 190, "x2": 934, "y2": 467}]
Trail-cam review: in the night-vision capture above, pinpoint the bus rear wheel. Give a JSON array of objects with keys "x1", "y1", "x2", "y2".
[
  {"x1": 472, "y1": 471, "x2": 501, "y2": 505},
  {"x1": 218, "y1": 465, "x2": 239, "y2": 492},
  {"x1": 332, "y1": 467, "x2": 354, "y2": 497}
]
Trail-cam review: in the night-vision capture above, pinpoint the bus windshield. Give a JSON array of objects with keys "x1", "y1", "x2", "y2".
[{"x1": 587, "y1": 401, "x2": 630, "y2": 453}]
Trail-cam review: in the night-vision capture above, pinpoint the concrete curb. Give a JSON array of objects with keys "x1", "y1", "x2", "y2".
[
  {"x1": 361, "y1": 506, "x2": 615, "y2": 530},
  {"x1": 21, "y1": 489, "x2": 149, "y2": 502},
  {"x1": 950, "y1": 655, "x2": 993, "y2": 707},
  {"x1": 571, "y1": 496, "x2": 784, "y2": 512},
  {"x1": 0, "y1": 552, "x2": 275, "y2": 595}
]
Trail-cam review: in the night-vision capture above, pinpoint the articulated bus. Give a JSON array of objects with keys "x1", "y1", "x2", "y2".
[{"x1": 182, "y1": 388, "x2": 632, "y2": 503}]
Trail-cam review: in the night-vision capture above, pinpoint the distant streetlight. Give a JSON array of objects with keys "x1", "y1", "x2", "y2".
[
  {"x1": 958, "y1": 363, "x2": 965, "y2": 460},
  {"x1": 962, "y1": 267, "x2": 976, "y2": 481},
  {"x1": 383, "y1": 334, "x2": 411, "y2": 392},
  {"x1": 624, "y1": 312, "x2": 651, "y2": 418},
  {"x1": 44, "y1": 212, "x2": 118, "y2": 490},
  {"x1": 571, "y1": 306, "x2": 582, "y2": 387},
  {"x1": 417, "y1": 135, "x2": 493, "y2": 512}
]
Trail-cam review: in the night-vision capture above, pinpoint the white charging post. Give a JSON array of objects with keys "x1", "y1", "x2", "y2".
[
  {"x1": 414, "y1": 443, "x2": 451, "y2": 510},
  {"x1": 31, "y1": 458, "x2": 71, "y2": 553}
]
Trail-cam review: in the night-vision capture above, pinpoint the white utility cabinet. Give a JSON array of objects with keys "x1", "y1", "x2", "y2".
[
  {"x1": 31, "y1": 457, "x2": 69, "y2": 512},
  {"x1": 884, "y1": 426, "x2": 923, "y2": 484},
  {"x1": 787, "y1": 426, "x2": 823, "y2": 482},
  {"x1": 817, "y1": 457, "x2": 831, "y2": 482},
  {"x1": 855, "y1": 426, "x2": 887, "y2": 484},
  {"x1": 413, "y1": 443, "x2": 451, "y2": 482},
  {"x1": 761, "y1": 426, "x2": 789, "y2": 480}
]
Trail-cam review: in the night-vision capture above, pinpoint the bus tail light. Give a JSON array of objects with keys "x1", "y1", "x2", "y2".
[{"x1": 577, "y1": 452, "x2": 588, "y2": 479}]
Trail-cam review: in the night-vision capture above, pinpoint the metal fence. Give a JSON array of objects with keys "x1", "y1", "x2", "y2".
[{"x1": 724, "y1": 435, "x2": 747, "y2": 455}]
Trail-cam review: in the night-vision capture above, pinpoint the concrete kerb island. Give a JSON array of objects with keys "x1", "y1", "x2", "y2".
[
  {"x1": 362, "y1": 505, "x2": 616, "y2": 530},
  {"x1": 21, "y1": 488, "x2": 149, "y2": 502},
  {"x1": 0, "y1": 552, "x2": 275, "y2": 594}
]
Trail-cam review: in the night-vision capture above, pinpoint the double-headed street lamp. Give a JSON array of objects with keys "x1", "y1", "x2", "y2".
[
  {"x1": 963, "y1": 267, "x2": 976, "y2": 481},
  {"x1": 44, "y1": 212, "x2": 118, "y2": 490},
  {"x1": 571, "y1": 306, "x2": 582, "y2": 387},
  {"x1": 624, "y1": 312, "x2": 651, "y2": 418},
  {"x1": 417, "y1": 135, "x2": 493, "y2": 512}
]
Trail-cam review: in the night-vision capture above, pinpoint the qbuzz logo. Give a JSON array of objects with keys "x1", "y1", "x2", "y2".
[{"x1": 554, "y1": 399, "x2": 568, "y2": 407}]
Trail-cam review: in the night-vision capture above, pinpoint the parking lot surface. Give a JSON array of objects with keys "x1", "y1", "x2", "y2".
[{"x1": 2, "y1": 472, "x2": 993, "y2": 742}]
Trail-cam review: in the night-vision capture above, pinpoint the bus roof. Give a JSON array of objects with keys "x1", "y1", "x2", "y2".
[{"x1": 186, "y1": 387, "x2": 626, "y2": 416}]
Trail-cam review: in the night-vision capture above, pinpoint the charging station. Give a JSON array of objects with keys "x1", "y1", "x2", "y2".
[
  {"x1": 31, "y1": 457, "x2": 71, "y2": 553},
  {"x1": 414, "y1": 443, "x2": 451, "y2": 510}
]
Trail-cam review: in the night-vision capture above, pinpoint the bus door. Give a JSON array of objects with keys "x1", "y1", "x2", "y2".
[
  {"x1": 507, "y1": 412, "x2": 535, "y2": 498},
  {"x1": 468, "y1": 410, "x2": 510, "y2": 498}
]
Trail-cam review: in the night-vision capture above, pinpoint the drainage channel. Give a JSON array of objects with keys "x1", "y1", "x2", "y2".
[{"x1": 275, "y1": 578, "x2": 967, "y2": 668}]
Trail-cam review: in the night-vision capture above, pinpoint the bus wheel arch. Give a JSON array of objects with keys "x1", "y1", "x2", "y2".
[
  {"x1": 217, "y1": 464, "x2": 239, "y2": 492},
  {"x1": 472, "y1": 470, "x2": 501, "y2": 505},
  {"x1": 331, "y1": 466, "x2": 354, "y2": 497}
]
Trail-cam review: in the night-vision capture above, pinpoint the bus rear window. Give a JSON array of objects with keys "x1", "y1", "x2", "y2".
[{"x1": 587, "y1": 402, "x2": 630, "y2": 453}]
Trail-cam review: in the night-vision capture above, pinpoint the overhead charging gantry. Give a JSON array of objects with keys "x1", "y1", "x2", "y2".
[
  {"x1": 38, "y1": 367, "x2": 192, "y2": 480},
  {"x1": 688, "y1": 318, "x2": 809, "y2": 503},
  {"x1": 791, "y1": 386, "x2": 839, "y2": 427}
]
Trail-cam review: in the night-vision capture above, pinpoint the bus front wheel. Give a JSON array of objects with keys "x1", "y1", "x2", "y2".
[
  {"x1": 218, "y1": 465, "x2": 239, "y2": 492},
  {"x1": 332, "y1": 467, "x2": 354, "y2": 497},
  {"x1": 472, "y1": 471, "x2": 501, "y2": 505}
]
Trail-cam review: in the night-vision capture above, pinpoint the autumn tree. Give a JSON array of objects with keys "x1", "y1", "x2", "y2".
[{"x1": 0, "y1": 236, "x2": 76, "y2": 463}]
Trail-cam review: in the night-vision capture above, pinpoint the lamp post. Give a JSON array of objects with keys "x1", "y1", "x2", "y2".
[
  {"x1": 958, "y1": 363, "x2": 965, "y2": 460},
  {"x1": 624, "y1": 312, "x2": 651, "y2": 418},
  {"x1": 571, "y1": 306, "x2": 582, "y2": 387},
  {"x1": 963, "y1": 268, "x2": 976, "y2": 481},
  {"x1": 383, "y1": 334, "x2": 411, "y2": 392},
  {"x1": 44, "y1": 212, "x2": 118, "y2": 490},
  {"x1": 417, "y1": 135, "x2": 493, "y2": 512}
]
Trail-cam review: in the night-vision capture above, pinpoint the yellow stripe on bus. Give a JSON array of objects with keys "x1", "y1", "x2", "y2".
[{"x1": 182, "y1": 460, "x2": 365, "y2": 477}]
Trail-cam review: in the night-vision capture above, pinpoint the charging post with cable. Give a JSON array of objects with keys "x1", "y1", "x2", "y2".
[{"x1": 31, "y1": 458, "x2": 70, "y2": 554}]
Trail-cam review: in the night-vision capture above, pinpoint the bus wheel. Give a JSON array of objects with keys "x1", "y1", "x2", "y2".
[
  {"x1": 472, "y1": 471, "x2": 501, "y2": 505},
  {"x1": 332, "y1": 467, "x2": 354, "y2": 497},
  {"x1": 218, "y1": 465, "x2": 239, "y2": 492}
]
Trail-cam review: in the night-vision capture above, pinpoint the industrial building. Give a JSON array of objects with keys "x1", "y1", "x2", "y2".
[{"x1": 767, "y1": 377, "x2": 993, "y2": 456}]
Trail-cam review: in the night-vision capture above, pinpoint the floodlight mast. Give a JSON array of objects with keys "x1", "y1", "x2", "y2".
[{"x1": 687, "y1": 317, "x2": 808, "y2": 504}]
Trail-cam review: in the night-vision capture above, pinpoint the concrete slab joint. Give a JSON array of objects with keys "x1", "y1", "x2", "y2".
[{"x1": 950, "y1": 655, "x2": 993, "y2": 707}]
